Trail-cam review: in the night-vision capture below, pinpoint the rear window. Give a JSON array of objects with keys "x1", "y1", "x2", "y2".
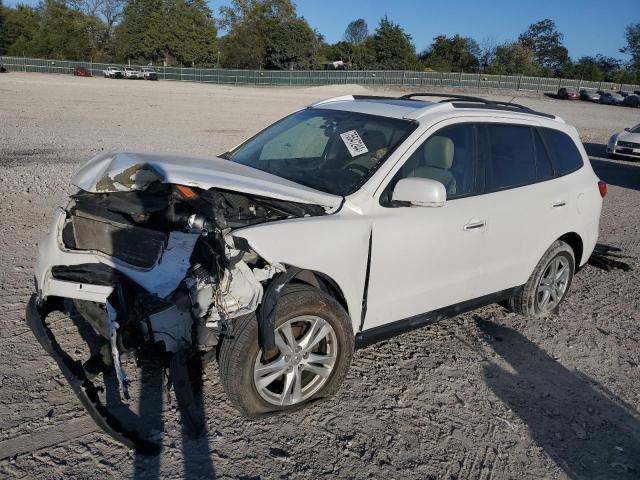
[
  {"x1": 539, "y1": 128, "x2": 584, "y2": 175},
  {"x1": 486, "y1": 124, "x2": 536, "y2": 191}
]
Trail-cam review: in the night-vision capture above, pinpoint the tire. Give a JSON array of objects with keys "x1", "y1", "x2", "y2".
[
  {"x1": 505, "y1": 240, "x2": 575, "y2": 317},
  {"x1": 218, "y1": 284, "x2": 354, "y2": 417}
]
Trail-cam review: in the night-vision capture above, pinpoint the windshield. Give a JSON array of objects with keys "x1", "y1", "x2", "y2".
[
  {"x1": 629, "y1": 124, "x2": 640, "y2": 133},
  {"x1": 227, "y1": 108, "x2": 416, "y2": 196}
]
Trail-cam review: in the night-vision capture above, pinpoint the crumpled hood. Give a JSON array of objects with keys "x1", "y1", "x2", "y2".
[{"x1": 72, "y1": 151, "x2": 343, "y2": 211}]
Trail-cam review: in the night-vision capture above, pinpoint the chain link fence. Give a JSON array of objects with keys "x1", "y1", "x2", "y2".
[{"x1": 2, "y1": 55, "x2": 639, "y2": 94}]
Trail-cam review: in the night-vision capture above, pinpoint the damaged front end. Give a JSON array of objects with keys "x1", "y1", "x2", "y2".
[{"x1": 26, "y1": 156, "x2": 329, "y2": 451}]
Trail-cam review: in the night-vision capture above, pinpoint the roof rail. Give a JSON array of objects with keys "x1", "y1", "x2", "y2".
[{"x1": 398, "y1": 92, "x2": 555, "y2": 119}]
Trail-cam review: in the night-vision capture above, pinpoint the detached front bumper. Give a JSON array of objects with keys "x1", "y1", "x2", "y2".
[{"x1": 25, "y1": 293, "x2": 160, "y2": 453}]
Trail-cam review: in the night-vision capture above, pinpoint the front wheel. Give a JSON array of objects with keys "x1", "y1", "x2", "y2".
[
  {"x1": 218, "y1": 284, "x2": 354, "y2": 417},
  {"x1": 505, "y1": 240, "x2": 575, "y2": 317}
]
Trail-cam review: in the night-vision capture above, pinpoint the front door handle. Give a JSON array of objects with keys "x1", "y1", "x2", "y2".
[
  {"x1": 552, "y1": 201, "x2": 567, "y2": 208},
  {"x1": 463, "y1": 221, "x2": 486, "y2": 231}
]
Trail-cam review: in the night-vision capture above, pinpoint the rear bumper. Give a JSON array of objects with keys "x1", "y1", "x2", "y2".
[{"x1": 25, "y1": 293, "x2": 160, "y2": 453}]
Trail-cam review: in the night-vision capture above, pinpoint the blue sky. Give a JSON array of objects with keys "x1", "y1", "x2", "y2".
[
  {"x1": 211, "y1": 0, "x2": 637, "y2": 61},
  {"x1": 7, "y1": 0, "x2": 637, "y2": 60}
]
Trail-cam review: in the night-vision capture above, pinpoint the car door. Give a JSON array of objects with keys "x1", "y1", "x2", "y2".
[
  {"x1": 464, "y1": 122, "x2": 569, "y2": 297},
  {"x1": 364, "y1": 122, "x2": 489, "y2": 330}
]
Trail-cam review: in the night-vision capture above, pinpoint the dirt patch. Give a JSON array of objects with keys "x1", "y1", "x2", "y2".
[{"x1": 0, "y1": 73, "x2": 638, "y2": 479}]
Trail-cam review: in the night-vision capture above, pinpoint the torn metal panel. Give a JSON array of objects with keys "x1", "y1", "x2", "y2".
[
  {"x1": 72, "y1": 151, "x2": 343, "y2": 211},
  {"x1": 25, "y1": 294, "x2": 161, "y2": 454}
]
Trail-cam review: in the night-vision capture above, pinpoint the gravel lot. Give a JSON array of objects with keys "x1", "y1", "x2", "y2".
[{"x1": 1, "y1": 73, "x2": 639, "y2": 480}]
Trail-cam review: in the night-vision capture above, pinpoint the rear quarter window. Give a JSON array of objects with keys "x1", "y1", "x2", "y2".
[{"x1": 539, "y1": 128, "x2": 584, "y2": 176}]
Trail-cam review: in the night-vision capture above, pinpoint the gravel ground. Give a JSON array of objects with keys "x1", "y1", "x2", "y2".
[{"x1": 1, "y1": 73, "x2": 639, "y2": 479}]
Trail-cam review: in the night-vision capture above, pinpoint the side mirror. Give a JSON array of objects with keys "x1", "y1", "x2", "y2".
[
  {"x1": 624, "y1": 127, "x2": 630, "y2": 132},
  {"x1": 392, "y1": 178, "x2": 446, "y2": 207}
]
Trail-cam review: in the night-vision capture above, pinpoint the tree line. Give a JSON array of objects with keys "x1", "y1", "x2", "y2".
[{"x1": 1, "y1": 0, "x2": 639, "y2": 83}]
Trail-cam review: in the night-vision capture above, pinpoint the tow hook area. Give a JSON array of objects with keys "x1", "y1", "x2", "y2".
[{"x1": 25, "y1": 294, "x2": 161, "y2": 453}]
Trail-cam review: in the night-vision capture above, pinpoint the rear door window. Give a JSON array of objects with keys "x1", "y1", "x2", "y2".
[
  {"x1": 538, "y1": 128, "x2": 584, "y2": 175},
  {"x1": 485, "y1": 124, "x2": 536, "y2": 191}
]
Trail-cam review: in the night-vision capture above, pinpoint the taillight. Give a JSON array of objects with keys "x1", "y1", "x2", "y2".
[{"x1": 598, "y1": 180, "x2": 607, "y2": 198}]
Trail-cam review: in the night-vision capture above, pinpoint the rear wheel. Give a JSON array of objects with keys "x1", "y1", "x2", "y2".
[
  {"x1": 218, "y1": 284, "x2": 353, "y2": 417},
  {"x1": 505, "y1": 240, "x2": 575, "y2": 317}
]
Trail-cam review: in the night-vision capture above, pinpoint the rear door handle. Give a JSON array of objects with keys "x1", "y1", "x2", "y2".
[
  {"x1": 463, "y1": 221, "x2": 486, "y2": 231},
  {"x1": 552, "y1": 201, "x2": 567, "y2": 208}
]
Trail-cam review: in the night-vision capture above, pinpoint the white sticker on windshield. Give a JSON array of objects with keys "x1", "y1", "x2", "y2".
[{"x1": 340, "y1": 130, "x2": 369, "y2": 157}]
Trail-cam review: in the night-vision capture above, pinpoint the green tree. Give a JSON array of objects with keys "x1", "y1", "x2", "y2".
[
  {"x1": 573, "y1": 56, "x2": 603, "y2": 81},
  {"x1": 0, "y1": 0, "x2": 7, "y2": 54},
  {"x1": 518, "y1": 19, "x2": 569, "y2": 75},
  {"x1": 29, "y1": 0, "x2": 99, "y2": 60},
  {"x1": 166, "y1": 0, "x2": 217, "y2": 65},
  {"x1": 343, "y1": 18, "x2": 367, "y2": 45},
  {"x1": 621, "y1": 22, "x2": 640, "y2": 76},
  {"x1": 594, "y1": 55, "x2": 623, "y2": 82},
  {"x1": 320, "y1": 40, "x2": 375, "y2": 69},
  {"x1": 111, "y1": 0, "x2": 166, "y2": 62},
  {"x1": 219, "y1": 0, "x2": 316, "y2": 69},
  {"x1": 112, "y1": 0, "x2": 216, "y2": 65},
  {"x1": 487, "y1": 42, "x2": 540, "y2": 76},
  {"x1": 370, "y1": 16, "x2": 416, "y2": 70},
  {"x1": 265, "y1": 17, "x2": 318, "y2": 69},
  {"x1": 2, "y1": 4, "x2": 40, "y2": 56},
  {"x1": 419, "y1": 34, "x2": 480, "y2": 72}
]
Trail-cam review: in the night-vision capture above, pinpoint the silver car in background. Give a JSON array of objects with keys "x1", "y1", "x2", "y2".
[
  {"x1": 608, "y1": 123, "x2": 640, "y2": 159},
  {"x1": 122, "y1": 66, "x2": 144, "y2": 79},
  {"x1": 599, "y1": 91, "x2": 625, "y2": 105},
  {"x1": 141, "y1": 67, "x2": 158, "y2": 80}
]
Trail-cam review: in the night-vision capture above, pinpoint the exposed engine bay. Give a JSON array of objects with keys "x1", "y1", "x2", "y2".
[{"x1": 26, "y1": 167, "x2": 327, "y2": 452}]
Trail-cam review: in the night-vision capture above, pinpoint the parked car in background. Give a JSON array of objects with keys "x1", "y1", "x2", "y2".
[
  {"x1": 608, "y1": 123, "x2": 640, "y2": 159},
  {"x1": 557, "y1": 87, "x2": 579, "y2": 100},
  {"x1": 623, "y1": 94, "x2": 639, "y2": 108},
  {"x1": 73, "y1": 67, "x2": 92, "y2": 77},
  {"x1": 579, "y1": 89, "x2": 600, "y2": 102},
  {"x1": 141, "y1": 67, "x2": 158, "y2": 80},
  {"x1": 617, "y1": 91, "x2": 630, "y2": 97},
  {"x1": 103, "y1": 66, "x2": 122, "y2": 79},
  {"x1": 598, "y1": 91, "x2": 625, "y2": 105},
  {"x1": 122, "y1": 66, "x2": 144, "y2": 79}
]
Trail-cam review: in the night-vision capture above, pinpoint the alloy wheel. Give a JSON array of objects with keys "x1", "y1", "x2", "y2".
[{"x1": 253, "y1": 315, "x2": 338, "y2": 406}]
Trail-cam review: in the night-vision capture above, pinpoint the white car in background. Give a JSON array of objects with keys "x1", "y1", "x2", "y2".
[
  {"x1": 141, "y1": 67, "x2": 158, "y2": 80},
  {"x1": 26, "y1": 93, "x2": 605, "y2": 452},
  {"x1": 607, "y1": 123, "x2": 640, "y2": 160},
  {"x1": 121, "y1": 66, "x2": 144, "y2": 79},
  {"x1": 103, "y1": 66, "x2": 122, "y2": 79}
]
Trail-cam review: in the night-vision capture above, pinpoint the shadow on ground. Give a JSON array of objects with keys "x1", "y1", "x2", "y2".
[
  {"x1": 584, "y1": 142, "x2": 640, "y2": 192},
  {"x1": 477, "y1": 318, "x2": 640, "y2": 479}
]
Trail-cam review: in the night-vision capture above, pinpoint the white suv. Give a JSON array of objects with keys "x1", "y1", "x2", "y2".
[
  {"x1": 26, "y1": 93, "x2": 604, "y2": 451},
  {"x1": 121, "y1": 66, "x2": 143, "y2": 79}
]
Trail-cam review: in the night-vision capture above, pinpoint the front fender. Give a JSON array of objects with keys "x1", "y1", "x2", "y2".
[{"x1": 234, "y1": 214, "x2": 372, "y2": 333}]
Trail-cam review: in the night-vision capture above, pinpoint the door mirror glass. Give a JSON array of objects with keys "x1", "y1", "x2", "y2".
[{"x1": 392, "y1": 178, "x2": 446, "y2": 207}]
